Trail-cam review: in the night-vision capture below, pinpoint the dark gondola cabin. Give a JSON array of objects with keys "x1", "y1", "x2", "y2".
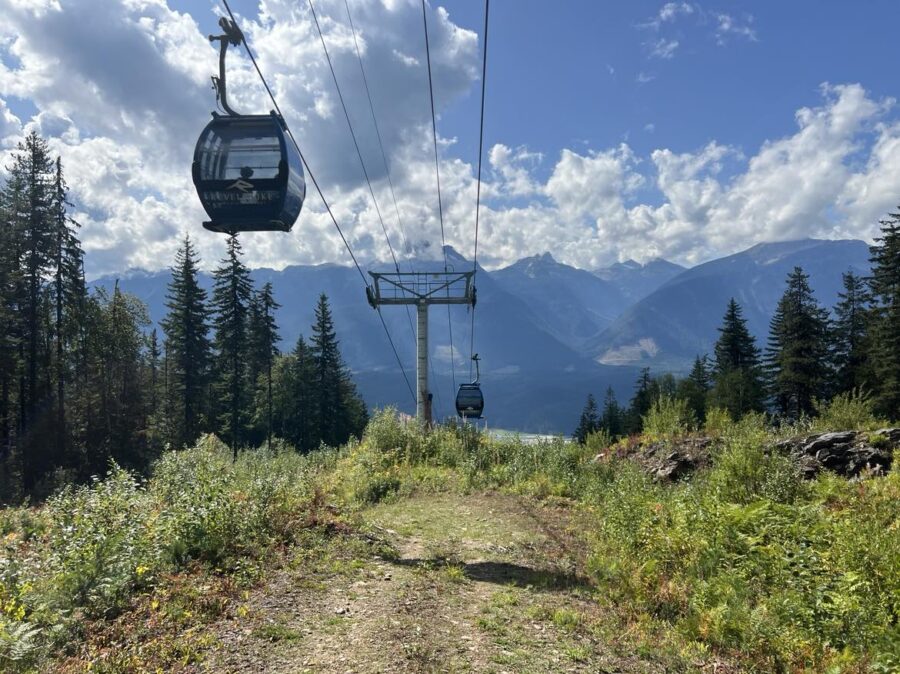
[
  {"x1": 456, "y1": 383, "x2": 484, "y2": 419},
  {"x1": 192, "y1": 112, "x2": 306, "y2": 234}
]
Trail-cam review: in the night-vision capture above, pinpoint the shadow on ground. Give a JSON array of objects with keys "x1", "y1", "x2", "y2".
[{"x1": 387, "y1": 557, "x2": 593, "y2": 592}]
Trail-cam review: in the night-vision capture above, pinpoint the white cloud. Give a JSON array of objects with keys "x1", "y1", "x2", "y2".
[
  {"x1": 649, "y1": 38, "x2": 679, "y2": 59},
  {"x1": 0, "y1": 2, "x2": 897, "y2": 280},
  {"x1": 714, "y1": 12, "x2": 757, "y2": 45}
]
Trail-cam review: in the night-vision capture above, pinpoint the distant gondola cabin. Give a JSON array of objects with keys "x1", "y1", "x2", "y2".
[
  {"x1": 192, "y1": 113, "x2": 306, "y2": 234},
  {"x1": 456, "y1": 383, "x2": 484, "y2": 419}
]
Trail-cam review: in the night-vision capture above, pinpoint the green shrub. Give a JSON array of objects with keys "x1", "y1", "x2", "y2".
[
  {"x1": 812, "y1": 388, "x2": 887, "y2": 432},
  {"x1": 703, "y1": 407, "x2": 731, "y2": 437},
  {"x1": 643, "y1": 396, "x2": 695, "y2": 438}
]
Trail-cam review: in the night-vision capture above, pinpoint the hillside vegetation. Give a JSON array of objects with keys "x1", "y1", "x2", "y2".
[{"x1": 0, "y1": 398, "x2": 897, "y2": 673}]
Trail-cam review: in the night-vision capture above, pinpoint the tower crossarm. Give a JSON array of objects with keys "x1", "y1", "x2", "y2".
[{"x1": 368, "y1": 271, "x2": 474, "y2": 306}]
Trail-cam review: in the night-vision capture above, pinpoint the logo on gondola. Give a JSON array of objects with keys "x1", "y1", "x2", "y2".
[{"x1": 226, "y1": 178, "x2": 254, "y2": 193}]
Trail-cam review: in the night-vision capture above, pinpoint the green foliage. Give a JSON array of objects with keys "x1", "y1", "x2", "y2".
[
  {"x1": 641, "y1": 395, "x2": 695, "y2": 438},
  {"x1": 702, "y1": 407, "x2": 731, "y2": 437},
  {"x1": 585, "y1": 414, "x2": 899, "y2": 671},
  {"x1": 812, "y1": 388, "x2": 886, "y2": 432},
  {"x1": 709, "y1": 298, "x2": 766, "y2": 419},
  {"x1": 765, "y1": 266, "x2": 831, "y2": 420},
  {"x1": 0, "y1": 434, "x2": 328, "y2": 669}
]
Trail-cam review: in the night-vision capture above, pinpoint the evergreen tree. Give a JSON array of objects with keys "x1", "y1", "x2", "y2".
[
  {"x1": 573, "y1": 393, "x2": 600, "y2": 443},
  {"x1": 831, "y1": 270, "x2": 870, "y2": 394},
  {"x1": 311, "y1": 294, "x2": 343, "y2": 447},
  {"x1": 49, "y1": 157, "x2": 83, "y2": 462},
  {"x1": 868, "y1": 212, "x2": 900, "y2": 417},
  {"x1": 709, "y1": 298, "x2": 765, "y2": 418},
  {"x1": 211, "y1": 235, "x2": 253, "y2": 455},
  {"x1": 764, "y1": 267, "x2": 831, "y2": 419},
  {"x1": 247, "y1": 282, "x2": 280, "y2": 447},
  {"x1": 599, "y1": 386, "x2": 623, "y2": 437},
  {"x1": 79, "y1": 284, "x2": 150, "y2": 474},
  {"x1": 309, "y1": 294, "x2": 367, "y2": 447},
  {"x1": 7, "y1": 132, "x2": 58, "y2": 488},
  {"x1": 286, "y1": 336, "x2": 317, "y2": 451},
  {"x1": 161, "y1": 235, "x2": 211, "y2": 448},
  {"x1": 625, "y1": 368, "x2": 654, "y2": 433},
  {"x1": 0, "y1": 175, "x2": 22, "y2": 461},
  {"x1": 677, "y1": 354, "x2": 711, "y2": 422}
]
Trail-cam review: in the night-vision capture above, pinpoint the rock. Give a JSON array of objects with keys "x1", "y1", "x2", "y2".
[{"x1": 774, "y1": 428, "x2": 898, "y2": 479}]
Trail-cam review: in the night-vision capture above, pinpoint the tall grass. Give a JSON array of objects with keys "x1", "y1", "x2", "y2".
[
  {"x1": 0, "y1": 435, "x2": 329, "y2": 668},
  {"x1": 1, "y1": 409, "x2": 897, "y2": 672}
]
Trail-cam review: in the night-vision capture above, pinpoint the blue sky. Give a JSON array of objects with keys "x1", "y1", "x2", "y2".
[{"x1": 1, "y1": 0, "x2": 899, "y2": 277}]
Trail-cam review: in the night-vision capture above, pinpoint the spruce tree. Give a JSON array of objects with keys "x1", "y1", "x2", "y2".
[
  {"x1": 764, "y1": 267, "x2": 831, "y2": 419},
  {"x1": 677, "y1": 355, "x2": 711, "y2": 423},
  {"x1": 709, "y1": 298, "x2": 765, "y2": 418},
  {"x1": 868, "y1": 212, "x2": 900, "y2": 418},
  {"x1": 50, "y1": 157, "x2": 83, "y2": 462},
  {"x1": 831, "y1": 270, "x2": 870, "y2": 394},
  {"x1": 211, "y1": 235, "x2": 253, "y2": 455},
  {"x1": 7, "y1": 132, "x2": 57, "y2": 488},
  {"x1": 311, "y1": 294, "x2": 358, "y2": 448},
  {"x1": 288, "y1": 336, "x2": 317, "y2": 451},
  {"x1": 247, "y1": 282, "x2": 280, "y2": 447},
  {"x1": 161, "y1": 235, "x2": 211, "y2": 448},
  {"x1": 573, "y1": 393, "x2": 600, "y2": 443},
  {"x1": 625, "y1": 367, "x2": 654, "y2": 433},
  {"x1": 599, "y1": 386, "x2": 623, "y2": 437}
]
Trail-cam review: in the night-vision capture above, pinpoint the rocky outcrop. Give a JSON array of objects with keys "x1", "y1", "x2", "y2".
[
  {"x1": 595, "y1": 436, "x2": 719, "y2": 482},
  {"x1": 773, "y1": 428, "x2": 898, "y2": 479},
  {"x1": 594, "y1": 428, "x2": 898, "y2": 482}
]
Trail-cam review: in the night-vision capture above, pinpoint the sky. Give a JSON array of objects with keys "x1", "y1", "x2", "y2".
[{"x1": 2, "y1": 0, "x2": 900, "y2": 278}]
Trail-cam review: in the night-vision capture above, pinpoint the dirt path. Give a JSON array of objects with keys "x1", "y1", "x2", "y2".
[{"x1": 200, "y1": 493, "x2": 675, "y2": 673}]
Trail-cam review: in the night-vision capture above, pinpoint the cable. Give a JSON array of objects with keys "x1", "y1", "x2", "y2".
[
  {"x1": 218, "y1": 0, "x2": 416, "y2": 405},
  {"x1": 307, "y1": 0, "x2": 402, "y2": 277},
  {"x1": 469, "y1": 0, "x2": 489, "y2": 381},
  {"x1": 421, "y1": 0, "x2": 457, "y2": 396},
  {"x1": 339, "y1": 0, "x2": 418, "y2": 361},
  {"x1": 376, "y1": 307, "x2": 416, "y2": 401},
  {"x1": 343, "y1": 0, "x2": 445, "y2": 417}
]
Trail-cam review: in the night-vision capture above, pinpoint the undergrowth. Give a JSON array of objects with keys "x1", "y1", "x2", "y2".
[{"x1": 0, "y1": 408, "x2": 897, "y2": 672}]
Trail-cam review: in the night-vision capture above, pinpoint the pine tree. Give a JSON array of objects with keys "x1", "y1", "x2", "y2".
[
  {"x1": 573, "y1": 393, "x2": 600, "y2": 443},
  {"x1": 709, "y1": 298, "x2": 765, "y2": 419},
  {"x1": 764, "y1": 267, "x2": 831, "y2": 419},
  {"x1": 831, "y1": 270, "x2": 870, "y2": 394},
  {"x1": 599, "y1": 386, "x2": 623, "y2": 437},
  {"x1": 161, "y1": 235, "x2": 211, "y2": 448},
  {"x1": 677, "y1": 354, "x2": 711, "y2": 423},
  {"x1": 868, "y1": 212, "x2": 900, "y2": 418},
  {"x1": 211, "y1": 235, "x2": 253, "y2": 455},
  {"x1": 247, "y1": 282, "x2": 280, "y2": 447}
]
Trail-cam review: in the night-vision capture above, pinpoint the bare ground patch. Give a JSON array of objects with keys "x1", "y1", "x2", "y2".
[{"x1": 197, "y1": 492, "x2": 736, "y2": 673}]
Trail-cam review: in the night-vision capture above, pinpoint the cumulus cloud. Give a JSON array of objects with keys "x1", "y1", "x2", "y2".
[
  {"x1": 0, "y1": 0, "x2": 479, "y2": 276},
  {"x1": 0, "y1": 2, "x2": 898, "y2": 279}
]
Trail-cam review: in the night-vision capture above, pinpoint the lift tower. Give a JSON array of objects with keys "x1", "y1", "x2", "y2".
[{"x1": 367, "y1": 271, "x2": 475, "y2": 426}]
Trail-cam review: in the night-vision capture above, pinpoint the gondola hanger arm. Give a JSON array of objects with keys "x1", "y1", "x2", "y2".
[{"x1": 209, "y1": 17, "x2": 244, "y2": 116}]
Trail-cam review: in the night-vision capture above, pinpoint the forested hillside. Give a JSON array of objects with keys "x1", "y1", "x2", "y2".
[{"x1": 0, "y1": 133, "x2": 366, "y2": 502}]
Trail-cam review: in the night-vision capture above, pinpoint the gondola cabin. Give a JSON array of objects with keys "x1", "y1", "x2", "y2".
[
  {"x1": 192, "y1": 112, "x2": 306, "y2": 234},
  {"x1": 456, "y1": 383, "x2": 484, "y2": 419}
]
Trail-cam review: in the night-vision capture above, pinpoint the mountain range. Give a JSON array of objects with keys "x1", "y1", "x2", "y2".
[{"x1": 93, "y1": 238, "x2": 870, "y2": 433}]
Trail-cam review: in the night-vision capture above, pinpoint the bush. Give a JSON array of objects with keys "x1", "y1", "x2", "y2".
[
  {"x1": 642, "y1": 396, "x2": 695, "y2": 438},
  {"x1": 812, "y1": 388, "x2": 887, "y2": 432}
]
